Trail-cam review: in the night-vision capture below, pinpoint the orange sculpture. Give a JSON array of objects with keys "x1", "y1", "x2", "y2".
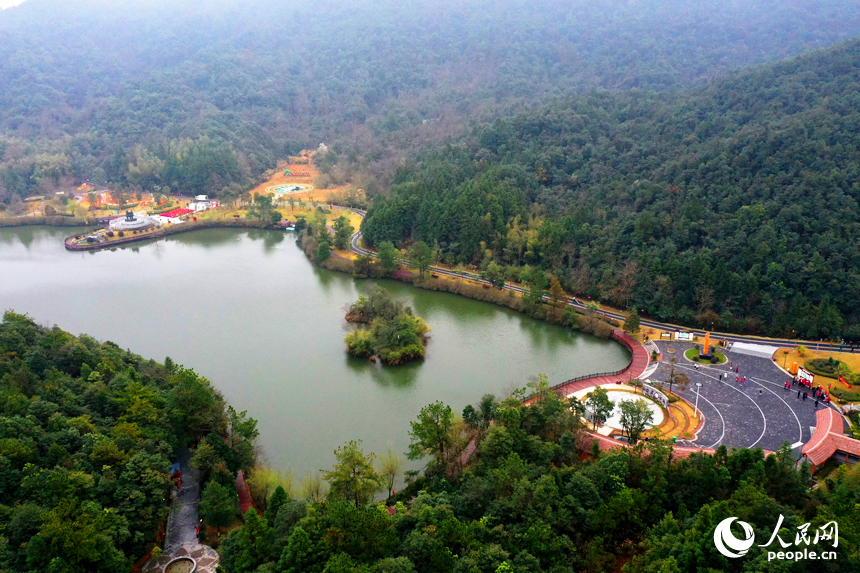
[{"x1": 703, "y1": 332, "x2": 711, "y2": 355}]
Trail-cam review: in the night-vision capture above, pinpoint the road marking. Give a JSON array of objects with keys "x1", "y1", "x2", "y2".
[
  {"x1": 747, "y1": 376, "x2": 803, "y2": 444},
  {"x1": 673, "y1": 363, "x2": 766, "y2": 449}
]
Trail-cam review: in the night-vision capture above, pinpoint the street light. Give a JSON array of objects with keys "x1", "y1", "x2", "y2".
[{"x1": 694, "y1": 383, "x2": 703, "y2": 419}]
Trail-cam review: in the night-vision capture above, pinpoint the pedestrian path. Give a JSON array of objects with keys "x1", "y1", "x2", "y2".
[
  {"x1": 236, "y1": 470, "x2": 255, "y2": 515},
  {"x1": 164, "y1": 446, "x2": 200, "y2": 554},
  {"x1": 551, "y1": 329, "x2": 650, "y2": 397},
  {"x1": 143, "y1": 446, "x2": 220, "y2": 573}
]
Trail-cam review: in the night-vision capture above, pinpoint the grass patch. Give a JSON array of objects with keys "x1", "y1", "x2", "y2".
[
  {"x1": 804, "y1": 358, "x2": 847, "y2": 379},
  {"x1": 684, "y1": 347, "x2": 727, "y2": 364},
  {"x1": 832, "y1": 390, "x2": 860, "y2": 402}
]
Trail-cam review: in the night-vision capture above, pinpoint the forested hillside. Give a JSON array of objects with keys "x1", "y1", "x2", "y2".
[
  {"x1": 362, "y1": 38, "x2": 860, "y2": 341},
  {"x1": 216, "y1": 391, "x2": 860, "y2": 573},
  {"x1": 0, "y1": 312, "x2": 235, "y2": 572},
  {"x1": 2, "y1": 0, "x2": 860, "y2": 202}
]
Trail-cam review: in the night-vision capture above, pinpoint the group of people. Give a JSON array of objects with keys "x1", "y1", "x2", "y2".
[
  {"x1": 170, "y1": 468, "x2": 183, "y2": 490},
  {"x1": 785, "y1": 379, "x2": 830, "y2": 407},
  {"x1": 716, "y1": 362, "x2": 746, "y2": 384},
  {"x1": 712, "y1": 361, "x2": 832, "y2": 407}
]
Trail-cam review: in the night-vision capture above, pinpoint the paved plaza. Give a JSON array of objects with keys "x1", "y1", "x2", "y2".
[{"x1": 650, "y1": 341, "x2": 846, "y2": 452}]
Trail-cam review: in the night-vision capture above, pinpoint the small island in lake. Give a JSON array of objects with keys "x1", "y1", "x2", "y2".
[{"x1": 344, "y1": 287, "x2": 430, "y2": 365}]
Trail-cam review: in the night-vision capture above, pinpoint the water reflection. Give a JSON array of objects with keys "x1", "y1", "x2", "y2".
[
  {"x1": 344, "y1": 354, "x2": 421, "y2": 388},
  {"x1": 247, "y1": 229, "x2": 285, "y2": 251},
  {"x1": 164, "y1": 228, "x2": 240, "y2": 249}
]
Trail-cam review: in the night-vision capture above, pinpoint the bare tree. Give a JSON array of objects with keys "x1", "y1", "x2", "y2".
[
  {"x1": 666, "y1": 358, "x2": 689, "y2": 395},
  {"x1": 378, "y1": 442, "x2": 401, "y2": 499},
  {"x1": 695, "y1": 284, "x2": 715, "y2": 312}
]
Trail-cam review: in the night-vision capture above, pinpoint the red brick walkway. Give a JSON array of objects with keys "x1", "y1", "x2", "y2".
[
  {"x1": 552, "y1": 329, "x2": 651, "y2": 397},
  {"x1": 235, "y1": 470, "x2": 255, "y2": 515}
]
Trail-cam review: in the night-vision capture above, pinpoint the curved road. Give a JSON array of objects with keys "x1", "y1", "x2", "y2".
[{"x1": 343, "y1": 207, "x2": 854, "y2": 354}]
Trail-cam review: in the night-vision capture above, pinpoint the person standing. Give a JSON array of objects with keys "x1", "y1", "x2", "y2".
[{"x1": 797, "y1": 389, "x2": 801, "y2": 399}]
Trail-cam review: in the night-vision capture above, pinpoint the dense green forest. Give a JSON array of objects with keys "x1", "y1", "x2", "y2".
[
  {"x1": 361, "y1": 38, "x2": 860, "y2": 341},
  {"x1": 2, "y1": 0, "x2": 860, "y2": 203},
  {"x1": 216, "y1": 389, "x2": 860, "y2": 573},
  {"x1": 0, "y1": 312, "x2": 252, "y2": 572}
]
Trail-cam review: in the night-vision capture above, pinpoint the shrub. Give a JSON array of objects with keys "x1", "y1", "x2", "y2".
[
  {"x1": 316, "y1": 241, "x2": 331, "y2": 262},
  {"x1": 805, "y1": 358, "x2": 846, "y2": 377},
  {"x1": 833, "y1": 390, "x2": 860, "y2": 402},
  {"x1": 106, "y1": 231, "x2": 114, "y2": 237},
  {"x1": 344, "y1": 329, "x2": 374, "y2": 357},
  {"x1": 117, "y1": 231, "x2": 124, "y2": 237}
]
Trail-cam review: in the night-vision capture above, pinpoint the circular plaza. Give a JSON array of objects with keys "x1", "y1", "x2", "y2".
[
  {"x1": 267, "y1": 183, "x2": 314, "y2": 196},
  {"x1": 570, "y1": 384, "x2": 667, "y2": 434}
]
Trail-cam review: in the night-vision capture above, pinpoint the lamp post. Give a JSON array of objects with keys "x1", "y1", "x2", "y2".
[{"x1": 694, "y1": 383, "x2": 703, "y2": 419}]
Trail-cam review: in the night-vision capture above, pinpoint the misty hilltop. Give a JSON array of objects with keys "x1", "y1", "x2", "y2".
[{"x1": 2, "y1": 0, "x2": 860, "y2": 198}]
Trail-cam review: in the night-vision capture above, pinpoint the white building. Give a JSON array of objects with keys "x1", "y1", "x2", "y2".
[{"x1": 189, "y1": 195, "x2": 211, "y2": 212}]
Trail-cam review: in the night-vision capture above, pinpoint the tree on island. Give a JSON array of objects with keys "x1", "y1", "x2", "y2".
[
  {"x1": 584, "y1": 386, "x2": 614, "y2": 429},
  {"x1": 619, "y1": 399, "x2": 655, "y2": 444},
  {"x1": 344, "y1": 287, "x2": 430, "y2": 365}
]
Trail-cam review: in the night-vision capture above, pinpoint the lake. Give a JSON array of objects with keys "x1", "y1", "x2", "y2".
[{"x1": 0, "y1": 226, "x2": 630, "y2": 482}]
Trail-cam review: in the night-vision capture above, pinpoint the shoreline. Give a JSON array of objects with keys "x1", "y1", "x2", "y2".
[
  {"x1": 296, "y1": 227, "x2": 635, "y2": 362},
  {"x1": 62, "y1": 218, "x2": 274, "y2": 251},
  {"x1": 6, "y1": 215, "x2": 845, "y2": 355}
]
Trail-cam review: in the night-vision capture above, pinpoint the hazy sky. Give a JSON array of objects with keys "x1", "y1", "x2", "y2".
[{"x1": 0, "y1": 0, "x2": 26, "y2": 8}]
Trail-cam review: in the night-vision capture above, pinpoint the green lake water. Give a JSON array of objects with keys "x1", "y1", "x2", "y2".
[{"x1": 0, "y1": 226, "x2": 630, "y2": 480}]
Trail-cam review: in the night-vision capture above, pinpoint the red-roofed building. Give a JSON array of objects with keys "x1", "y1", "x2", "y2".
[{"x1": 802, "y1": 408, "x2": 860, "y2": 471}]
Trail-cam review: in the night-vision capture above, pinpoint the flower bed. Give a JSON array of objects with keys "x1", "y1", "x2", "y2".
[{"x1": 156, "y1": 208, "x2": 194, "y2": 218}]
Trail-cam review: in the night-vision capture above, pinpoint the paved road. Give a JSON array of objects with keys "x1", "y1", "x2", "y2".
[
  {"x1": 650, "y1": 342, "x2": 843, "y2": 451},
  {"x1": 346, "y1": 208, "x2": 855, "y2": 354}
]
